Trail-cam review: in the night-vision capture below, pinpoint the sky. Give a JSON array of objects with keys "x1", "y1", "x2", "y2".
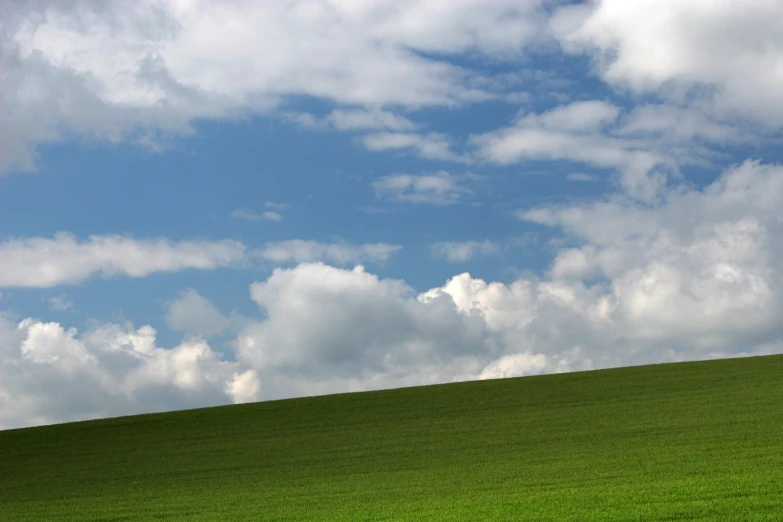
[{"x1": 1, "y1": 0, "x2": 783, "y2": 430}]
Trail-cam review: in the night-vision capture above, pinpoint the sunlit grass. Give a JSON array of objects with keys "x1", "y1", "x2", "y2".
[{"x1": 1, "y1": 354, "x2": 781, "y2": 520}]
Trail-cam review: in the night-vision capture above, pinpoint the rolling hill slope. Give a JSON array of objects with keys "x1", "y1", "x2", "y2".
[{"x1": 1, "y1": 354, "x2": 782, "y2": 521}]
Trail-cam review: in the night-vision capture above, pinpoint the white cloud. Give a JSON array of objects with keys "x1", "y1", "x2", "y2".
[
  {"x1": 7, "y1": 159, "x2": 783, "y2": 430},
  {"x1": 0, "y1": 315, "x2": 260, "y2": 430},
  {"x1": 254, "y1": 240, "x2": 402, "y2": 266},
  {"x1": 6, "y1": 2, "x2": 783, "y2": 431},
  {"x1": 264, "y1": 201, "x2": 289, "y2": 211},
  {"x1": 164, "y1": 289, "x2": 232, "y2": 339},
  {"x1": 47, "y1": 294, "x2": 73, "y2": 312},
  {"x1": 227, "y1": 369, "x2": 262, "y2": 404},
  {"x1": 373, "y1": 171, "x2": 472, "y2": 205},
  {"x1": 235, "y1": 263, "x2": 495, "y2": 383},
  {"x1": 566, "y1": 172, "x2": 597, "y2": 182},
  {"x1": 533, "y1": 100, "x2": 621, "y2": 132},
  {"x1": 0, "y1": 0, "x2": 545, "y2": 171},
  {"x1": 232, "y1": 161, "x2": 783, "y2": 405},
  {"x1": 431, "y1": 240, "x2": 500, "y2": 262},
  {"x1": 478, "y1": 348, "x2": 590, "y2": 380},
  {"x1": 2, "y1": 1, "x2": 781, "y2": 174},
  {"x1": 291, "y1": 108, "x2": 418, "y2": 132},
  {"x1": 552, "y1": 0, "x2": 783, "y2": 127},
  {"x1": 471, "y1": 100, "x2": 677, "y2": 202},
  {"x1": 520, "y1": 160, "x2": 783, "y2": 350},
  {"x1": 616, "y1": 104, "x2": 750, "y2": 145},
  {"x1": 231, "y1": 209, "x2": 284, "y2": 222},
  {"x1": 0, "y1": 233, "x2": 247, "y2": 288},
  {"x1": 234, "y1": 248, "x2": 778, "y2": 407},
  {"x1": 328, "y1": 109, "x2": 417, "y2": 131},
  {"x1": 361, "y1": 132, "x2": 468, "y2": 162}
]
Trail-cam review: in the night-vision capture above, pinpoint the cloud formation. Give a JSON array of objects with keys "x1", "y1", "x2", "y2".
[
  {"x1": 164, "y1": 289, "x2": 232, "y2": 339},
  {"x1": 520, "y1": 160, "x2": 783, "y2": 350},
  {"x1": 431, "y1": 241, "x2": 500, "y2": 262},
  {"x1": 0, "y1": 314, "x2": 260, "y2": 430},
  {"x1": 231, "y1": 209, "x2": 284, "y2": 222},
  {"x1": 361, "y1": 133, "x2": 467, "y2": 162},
  {"x1": 373, "y1": 171, "x2": 473, "y2": 205},
  {"x1": 253, "y1": 240, "x2": 402, "y2": 266},
  {"x1": 6, "y1": 161, "x2": 783, "y2": 428},
  {"x1": 290, "y1": 109, "x2": 418, "y2": 132},
  {"x1": 0, "y1": 233, "x2": 247, "y2": 288},
  {"x1": 47, "y1": 294, "x2": 74, "y2": 312},
  {"x1": 0, "y1": 0, "x2": 544, "y2": 171},
  {"x1": 0, "y1": 234, "x2": 407, "y2": 289},
  {"x1": 551, "y1": 0, "x2": 783, "y2": 126},
  {"x1": 3, "y1": 2, "x2": 783, "y2": 432},
  {"x1": 471, "y1": 100, "x2": 674, "y2": 202}
]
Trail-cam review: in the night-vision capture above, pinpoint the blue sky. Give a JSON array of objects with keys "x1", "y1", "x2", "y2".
[{"x1": 2, "y1": 0, "x2": 783, "y2": 430}]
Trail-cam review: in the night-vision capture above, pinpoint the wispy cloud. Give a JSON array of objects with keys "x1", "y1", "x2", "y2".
[
  {"x1": 253, "y1": 240, "x2": 402, "y2": 266},
  {"x1": 47, "y1": 294, "x2": 74, "y2": 312},
  {"x1": 361, "y1": 133, "x2": 469, "y2": 162},
  {"x1": 231, "y1": 209, "x2": 284, "y2": 222},
  {"x1": 373, "y1": 171, "x2": 473, "y2": 205},
  {"x1": 471, "y1": 100, "x2": 673, "y2": 202},
  {"x1": 566, "y1": 173, "x2": 597, "y2": 182},
  {"x1": 431, "y1": 240, "x2": 500, "y2": 262},
  {"x1": 288, "y1": 109, "x2": 418, "y2": 132},
  {"x1": 0, "y1": 233, "x2": 247, "y2": 288}
]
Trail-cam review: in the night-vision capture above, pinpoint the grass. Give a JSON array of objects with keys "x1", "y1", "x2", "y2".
[{"x1": 1, "y1": 354, "x2": 782, "y2": 521}]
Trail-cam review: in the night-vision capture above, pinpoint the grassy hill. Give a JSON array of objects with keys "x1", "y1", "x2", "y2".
[{"x1": 1, "y1": 355, "x2": 782, "y2": 521}]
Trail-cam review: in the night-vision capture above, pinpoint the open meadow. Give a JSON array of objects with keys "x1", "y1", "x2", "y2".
[{"x1": 1, "y1": 354, "x2": 782, "y2": 521}]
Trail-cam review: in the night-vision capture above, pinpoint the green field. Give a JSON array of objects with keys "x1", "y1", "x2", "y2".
[{"x1": 1, "y1": 355, "x2": 782, "y2": 521}]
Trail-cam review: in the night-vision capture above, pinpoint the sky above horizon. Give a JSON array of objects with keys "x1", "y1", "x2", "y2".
[{"x1": 2, "y1": 0, "x2": 783, "y2": 430}]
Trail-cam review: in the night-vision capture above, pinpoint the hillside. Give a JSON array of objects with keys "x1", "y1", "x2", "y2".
[{"x1": 1, "y1": 355, "x2": 782, "y2": 521}]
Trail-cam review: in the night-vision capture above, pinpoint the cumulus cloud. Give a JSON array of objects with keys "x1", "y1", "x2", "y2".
[
  {"x1": 551, "y1": 0, "x2": 783, "y2": 127},
  {"x1": 6, "y1": 161, "x2": 783, "y2": 431},
  {"x1": 4, "y1": 0, "x2": 778, "y2": 177},
  {"x1": 164, "y1": 289, "x2": 232, "y2": 339},
  {"x1": 253, "y1": 240, "x2": 402, "y2": 266},
  {"x1": 431, "y1": 240, "x2": 500, "y2": 262},
  {"x1": 0, "y1": 0, "x2": 545, "y2": 171},
  {"x1": 478, "y1": 348, "x2": 590, "y2": 380},
  {"x1": 0, "y1": 233, "x2": 247, "y2": 288},
  {"x1": 373, "y1": 171, "x2": 473, "y2": 205},
  {"x1": 5, "y1": 2, "x2": 783, "y2": 432},
  {"x1": 521, "y1": 160, "x2": 783, "y2": 350},
  {"x1": 235, "y1": 263, "x2": 496, "y2": 383},
  {"x1": 231, "y1": 160, "x2": 783, "y2": 403},
  {"x1": 0, "y1": 315, "x2": 260, "y2": 430}
]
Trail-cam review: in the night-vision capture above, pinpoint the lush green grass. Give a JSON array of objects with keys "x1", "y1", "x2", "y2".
[{"x1": 1, "y1": 355, "x2": 782, "y2": 521}]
